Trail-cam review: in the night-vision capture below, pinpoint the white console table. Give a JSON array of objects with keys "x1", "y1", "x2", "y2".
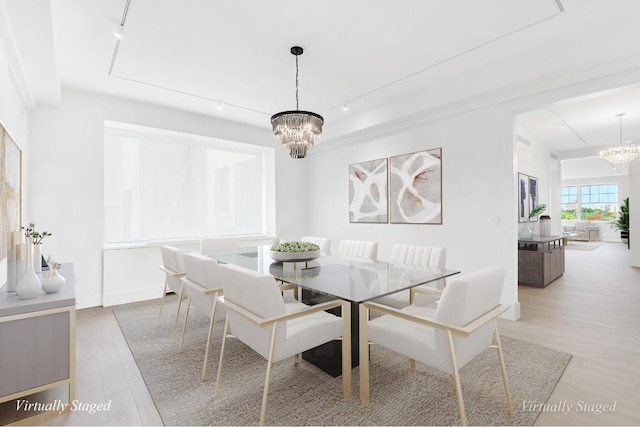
[{"x1": 0, "y1": 263, "x2": 76, "y2": 423}]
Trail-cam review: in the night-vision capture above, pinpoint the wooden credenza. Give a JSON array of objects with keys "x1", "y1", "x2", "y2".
[
  {"x1": 518, "y1": 236, "x2": 565, "y2": 288},
  {"x1": 0, "y1": 263, "x2": 76, "y2": 422}
]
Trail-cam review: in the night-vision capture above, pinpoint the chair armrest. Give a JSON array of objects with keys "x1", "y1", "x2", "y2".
[
  {"x1": 218, "y1": 296, "x2": 347, "y2": 327},
  {"x1": 180, "y1": 277, "x2": 222, "y2": 295},
  {"x1": 363, "y1": 301, "x2": 509, "y2": 337},
  {"x1": 158, "y1": 265, "x2": 186, "y2": 278},
  {"x1": 278, "y1": 283, "x2": 298, "y2": 292},
  {"x1": 410, "y1": 287, "x2": 443, "y2": 297},
  {"x1": 586, "y1": 226, "x2": 599, "y2": 231}
]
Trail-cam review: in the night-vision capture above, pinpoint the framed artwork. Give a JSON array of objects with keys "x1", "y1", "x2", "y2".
[
  {"x1": 518, "y1": 173, "x2": 529, "y2": 222},
  {"x1": 389, "y1": 148, "x2": 442, "y2": 224},
  {"x1": 349, "y1": 158, "x2": 388, "y2": 223},
  {"x1": 1, "y1": 122, "x2": 22, "y2": 263},
  {"x1": 528, "y1": 175, "x2": 539, "y2": 221},
  {"x1": 518, "y1": 173, "x2": 538, "y2": 222}
]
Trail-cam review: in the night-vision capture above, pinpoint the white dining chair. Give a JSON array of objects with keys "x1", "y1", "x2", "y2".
[
  {"x1": 336, "y1": 239, "x2": 378, "y2": 261},
  {"x1": 360, "y1": 268, "x2": 513, "y2": 426},
  {"x1": 301, "y1": 236, "x2": 331, "y2": 255},
  {"x1": 214, "y1": 263, "x2": 351, "y2": 426},
  {"x1": 200, "y1": 236, "x2": 240, "y2": 254},
  {"x1": 158, "y1": 246, "x2": 187, "y2": 335},
  {"x1": 180, "y1": 253, "x2": 226, "y2": 381},
  {"x1": 375, "y1": 244, "x2": 447, "y2": 308}
]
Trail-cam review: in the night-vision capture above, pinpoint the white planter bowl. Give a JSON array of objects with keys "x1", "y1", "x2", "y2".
[{"x1": 269, "y1": 250, "x2": 321, "y2": 262}]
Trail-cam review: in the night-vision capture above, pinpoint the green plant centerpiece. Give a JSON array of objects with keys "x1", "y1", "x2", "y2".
[{"x1": 270, "y1": 241, "x2": 321, "y2": 262}]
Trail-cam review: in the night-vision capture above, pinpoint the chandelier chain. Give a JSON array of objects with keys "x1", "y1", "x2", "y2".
[{"x1": 295, "y1": 54, "x2": 299, "y2": 110}]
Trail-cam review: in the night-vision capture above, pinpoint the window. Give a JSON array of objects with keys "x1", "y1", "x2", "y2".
[
  {"x1": 561, "y1": 184, "x2": 618, "y2": 221},
  {"x1": 580, "y1": 184, "x2": 618, "y2": 221},
  {"x1": 561, "y1": 186, "x2": 577, "y2": 220},
  {"x1": 104, "y1": 122, "x2": 275, "y2": 244}
]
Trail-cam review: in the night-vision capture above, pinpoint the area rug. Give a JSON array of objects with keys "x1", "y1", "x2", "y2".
[
  {"x1": 564, "y1": 241, "x2": 605, "y2": 251},
  {"x1": 113, "y1": 296, "x2": 572, "y2": 426}
]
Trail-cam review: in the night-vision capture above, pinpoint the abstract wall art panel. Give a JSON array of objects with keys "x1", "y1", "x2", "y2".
[
  {"x1": 528, "y1": 175, "x2": 539, "y2": 221},
  {"x1": 349, "y1": 158, "x2": 388, "y2": 223},
  {"x1": 389, "y1": 148, "x2": 442, "y2": 224},
  {"x1": 517, "y1": 173, "x2": 538, "y2": 222},
  {"x1": 1, "y1": 122, "x2": 22, "y2": 262},
  {"x1": 518, "y1": 173, "x2": 529, "y2": 222}
]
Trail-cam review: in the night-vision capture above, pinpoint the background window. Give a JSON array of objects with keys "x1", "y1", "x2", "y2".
[
  {"x1": 580, "y1": 184, "x2": 618, "y2": 221},
  {"x1": 104, "y1": 124, "x2": 275, "y2": 244},
  {"x1": 561, "y1": 186, "x2": 577, "y2": 220},
  {"x1": 561, "y1": 184, "x2": 618, "y2": 222}
]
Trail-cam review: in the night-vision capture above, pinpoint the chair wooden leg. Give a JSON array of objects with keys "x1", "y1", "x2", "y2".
[
  {"x1": 494, "y1": 326, "x2": 514, "y2": 416},
  {"x1": 159, "y1": 281, "x2": 168, "y2": 319},
  {"x1": 259, "y1": 323, "x2": 278, "y2": 426},
  {"x1": 179, "y1": 294, "x2": 191, "y2": 353},
  {"x1": 409, "y1": 288, "x2": 416, "y2": 305},
  {"x1": 293, "y1": 354, "x2": 299, "y2": 365},
  {"x1": 447, "y1": 330, "x2": 467, "y2": 426},
  {"x1": 341, "y1": 302, "x2": 352, "y2": 398},
  {"x1": 409, "y1": 359, "x2": 416, "y2": 371},
  {"x1": 172, "y1": 283, "x2": 185, "y2": 336},
  {"x1": 201, "y1": 292, "x2": 219, "y2": 381},
  {"x1": 214, "y1": 317, "x2": 230, "y2": 397},
  {"x1": 359, "y1": 304, "x2": 370, "y2": 404}
]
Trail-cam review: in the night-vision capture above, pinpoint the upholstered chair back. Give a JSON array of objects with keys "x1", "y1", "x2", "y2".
[
  {"x1": 301, "y1": 236, "x2": 331, "y2": 255},
  {"x1": 183, "y1": 253, "x2": 225, "y2": 318},
  {"x1": 160, "y1": 246, "x2": 185, "y2": 293},
  {"x1": 336, "y1": 239, "x2": 378, "y2": 261},
  {"x1": 390, "y1": 244, "x2": 446, "y2": 269},
  {"x1": 200, "y1": 237, "x2": 240, "y2": 254},
  {"x1": 434, "y1": 268, "x2": 505, "y2": 372},
  {"x1": 219, "y1": 264, "x2": 287, "y2": 360}
]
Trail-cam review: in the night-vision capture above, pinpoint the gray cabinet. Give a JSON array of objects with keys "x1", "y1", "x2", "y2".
[
  {"x1": 0, "y1": 264, "x2": 76, "y2": 420},
  {"x1": 518, "y1": 237, "x2": 565, "y2": 288}
]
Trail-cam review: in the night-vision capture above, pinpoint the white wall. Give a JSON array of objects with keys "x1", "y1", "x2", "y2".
[
  {"x1": 516, "y1": 135, "x2": 560, "y2": 236},
  {"x1": 629, "y1": 158, "x2": 640, "y2": 266},
  {"x1": 305, "y1": 105, "x2": 520, "y2": 319},
  {"x1": 0, "y1": 33, "x2": 29, "y2": 287},
  {"x1": 28, "y1": 88, "x2": 305, "y2": 308}
]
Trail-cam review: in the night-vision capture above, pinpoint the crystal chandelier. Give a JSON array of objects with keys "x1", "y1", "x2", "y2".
[
  {"x1": 271, "y1": 46, "x2": 323, "y2": 159},
  {"x1": 599, "y1": 113, "x2": 640, "y2": 167}
]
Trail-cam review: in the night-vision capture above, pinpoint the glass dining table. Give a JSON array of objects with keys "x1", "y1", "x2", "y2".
[{"x1": 208, "y1": 245, "x2": 461, "y2": 402}]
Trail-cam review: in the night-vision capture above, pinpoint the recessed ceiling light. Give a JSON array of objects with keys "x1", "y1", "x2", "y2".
[
  {"x1": 217, "y1": 102, "x2": 223, "y2": 110},
  {"x1": 559, "y1": 123, "x2": 566, "y2": 129},
  {"x1": 342, "y1": 104, "x2": 349, "y2": 112}
]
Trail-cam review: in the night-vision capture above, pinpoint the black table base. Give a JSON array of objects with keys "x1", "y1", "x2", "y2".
[{"x1": 301, "y1": 290, "x2": 360, "y2": 377}]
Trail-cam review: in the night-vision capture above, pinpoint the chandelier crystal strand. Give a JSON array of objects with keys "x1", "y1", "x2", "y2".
[
  {"x1": 599, "y1": 112, "x2": 640, "y2": 167},
  {"x1": 271, "y1": 46, "x2": 324, "y2": 159},
  {"x1": 599, "y1": 145, "x2": 640, "y2": 167}
]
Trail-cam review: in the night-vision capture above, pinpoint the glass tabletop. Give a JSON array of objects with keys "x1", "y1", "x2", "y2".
[{"x1": 208, "y1": 246, "x2": 460, "y2": 304}]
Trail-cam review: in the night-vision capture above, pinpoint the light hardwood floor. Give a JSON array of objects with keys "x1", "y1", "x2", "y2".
[{"x1": 8, "y1": 241, "x2": 640, "y2": 426}]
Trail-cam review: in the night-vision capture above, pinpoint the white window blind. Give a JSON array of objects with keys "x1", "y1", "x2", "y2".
[{"x1": 104, "y1": 122, "x2": 275, "y2": 244}]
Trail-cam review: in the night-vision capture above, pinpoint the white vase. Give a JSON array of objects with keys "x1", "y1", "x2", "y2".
[
  {"x1": 518, "y1": 221, "x2": 534, "y2": 239},
  {"x1": 33, "y1": 243, "x2": 43, "y2": 273},
  {"x1": 16, "y1": 239, "x2": 42, "y2": 299},
  {"x1": 42, "y1": 264, "x2": 66, "y2": 293}
]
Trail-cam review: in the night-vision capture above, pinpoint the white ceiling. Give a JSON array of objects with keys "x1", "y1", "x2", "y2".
[{"x1": 4, "y1": 0, "x2": 640, "y2": 151}]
